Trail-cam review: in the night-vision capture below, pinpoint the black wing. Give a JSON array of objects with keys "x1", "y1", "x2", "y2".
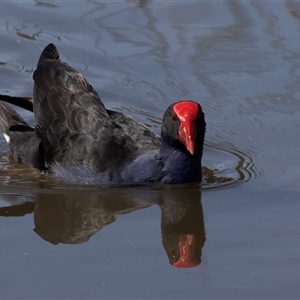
[{"x1": 33, "y1": 44, "x2": 160, "y2": 175}]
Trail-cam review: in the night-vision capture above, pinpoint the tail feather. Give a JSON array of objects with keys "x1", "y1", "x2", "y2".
[
  {"x1": 0, "y1": 100, "x2": 45, "y2": 170},
  {"x1": 37, "y1": 43, "x2": 59, "y2": 65},
  {"x1": 0, "y1": 100, "x2": 29, "y2": 137},
  {"x1": 0, "y1": 94, "x2": 33, "y2": 112}
]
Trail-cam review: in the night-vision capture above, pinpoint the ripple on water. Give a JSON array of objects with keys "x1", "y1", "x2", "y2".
[{"x1": 201, "y1": 142, "x2": 258, "y2": 190}]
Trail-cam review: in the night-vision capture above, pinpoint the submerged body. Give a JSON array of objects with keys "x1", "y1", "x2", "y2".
[{"x1": 0, "y1": 44, "x2": 206, "y2": 184}]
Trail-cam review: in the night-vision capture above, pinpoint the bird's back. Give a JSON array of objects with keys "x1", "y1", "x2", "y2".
[{"x1": 33, "y1": 44, "x2": 160, "y2": 178}]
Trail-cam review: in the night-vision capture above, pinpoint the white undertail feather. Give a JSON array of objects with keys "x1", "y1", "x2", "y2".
[{"x1": 3, "y1": 133, "x2": 10, "y2": 144}]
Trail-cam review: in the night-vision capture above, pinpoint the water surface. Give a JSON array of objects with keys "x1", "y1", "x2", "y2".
[{"x1": 0, "y1": 1, "x2": 300, "y2": 299}]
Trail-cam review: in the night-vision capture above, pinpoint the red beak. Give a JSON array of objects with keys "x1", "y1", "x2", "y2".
[
  {"x1": 173, "y1": 101, "x2": 199, "y2": 155},
  {"x1": 178, "y1": 121, "x2": 196, "y2": 155}
]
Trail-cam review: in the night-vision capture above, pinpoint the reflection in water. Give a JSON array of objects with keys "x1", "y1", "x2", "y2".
[
  {"x1": 33, "y1": 192, "x2": 156, "y2": 245},
  {"x1": 0, "y1": 186, "x2": 205, "y2": 268},
  {"x1": 0, "y1": 201, "x2": 34, "y2": 217},
  {"x1": 160, "y1": 188, "x2": 205, "y2": 268}
]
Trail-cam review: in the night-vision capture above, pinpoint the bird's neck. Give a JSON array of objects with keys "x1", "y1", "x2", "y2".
[{"x1": 158, "y1": 139, "x2": 202, "y2": 184}]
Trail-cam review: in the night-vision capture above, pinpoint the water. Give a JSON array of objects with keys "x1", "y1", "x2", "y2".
[{"x1": 0, "y1": 1, "x2": 300, "y2": 299}]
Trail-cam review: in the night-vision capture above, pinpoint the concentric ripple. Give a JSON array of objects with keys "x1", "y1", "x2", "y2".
[{"x1": 201, "y1": 141, "x2": 259, "y2": 190}]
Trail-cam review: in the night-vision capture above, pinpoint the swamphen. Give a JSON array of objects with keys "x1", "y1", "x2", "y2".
[{"x1": 0, "y1": 43, "x2": 205, "y2": 184}]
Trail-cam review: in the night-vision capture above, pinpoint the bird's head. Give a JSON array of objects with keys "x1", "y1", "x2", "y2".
[{"x1": 161, "y1": 100, "x2": 205, "y2": 155}]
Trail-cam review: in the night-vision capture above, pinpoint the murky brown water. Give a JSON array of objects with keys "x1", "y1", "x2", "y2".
[{"x1": 1, "y1": 1, "x2": 300, "y2": 299}]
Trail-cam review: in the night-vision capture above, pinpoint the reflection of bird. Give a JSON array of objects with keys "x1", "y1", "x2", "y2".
[
  {"x1": 33, "y1": 186, "x2": 205, "y2": 269},
  {"x1": 160, "y1": 187, "x2": 205, "y2": 268},
  {"x1": 0, "y1": 43, "x2": 205, "y2": 184},
  {"x1": 0, "y1": 201, "x2": 34, "y2": 217},
  {"x1": 33, "y1": 191, "x2": 157, "y2": 245},
  {"x1": 1, "y1": 185, "x2": 205, "y2": 269}
]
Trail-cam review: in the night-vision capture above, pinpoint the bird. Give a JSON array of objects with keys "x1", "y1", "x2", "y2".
[{"x1": 0, "y1": 43, "x2": 205, "y2": 185}]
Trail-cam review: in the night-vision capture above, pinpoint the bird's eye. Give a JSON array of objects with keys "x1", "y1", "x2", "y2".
[{"x1": 173, "y1": 116, "x2": 178, "y2": 122}]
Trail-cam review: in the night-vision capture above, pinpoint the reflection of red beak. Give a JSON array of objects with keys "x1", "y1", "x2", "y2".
[{"x1": 173, "y1": 234, "x2": 199, "y2": 268}]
